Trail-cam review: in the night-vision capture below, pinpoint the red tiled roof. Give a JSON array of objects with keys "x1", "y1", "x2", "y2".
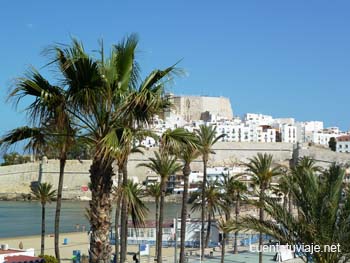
[
  {"x1": 5, "y1": 256, "x2": 43, "y2": 263},
  {"x1": 337, "y1": 135, "x2": 350, "y2": 142}
]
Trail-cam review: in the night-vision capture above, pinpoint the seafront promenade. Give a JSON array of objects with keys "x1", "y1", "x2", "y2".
[{"x1": 0, "y1": 232, "x2": 304, "y2": 262}]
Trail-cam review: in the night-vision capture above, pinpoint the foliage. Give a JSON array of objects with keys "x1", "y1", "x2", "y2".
[
  {"x1": 235, "y1": 162, "x2": 350, "y2": 263},
  {"x1": 189, "y1": 179, "x2": 226, "y2": 216},
  {"x1": 31, "y1": 182, "x2": 56, "y2": 204},
  {"x1": 1, "y1": 152, "x2": 31, "y2": 166},
  {"x1": 114, "y1": 180, "x2": 148, "y2": 228},
  {"x1": 39, "y1": 255, "x2": 58, "y2": 263},
  {"x1": 329, "y1": 137, "x2": 337, "y2": 152}
]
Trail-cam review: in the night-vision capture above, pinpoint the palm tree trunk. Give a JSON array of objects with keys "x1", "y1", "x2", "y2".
[
  {"x1": 180, "y1": 162, "x2": 190, "y2": 263},
  {"x1": 259, "y1": 190, "x2": 264, "y2": 263},
  {"x1": 120, "y1": 162, "x2": 128, "y2": 263},
  {"x1": 157, "y1": 178, "x2": 166, "y2": 263},
  {"x1": 283, "y1": 196, "x2": 288, "y2": 211},
  {"x1": 205, "y1": 213, "x2": 211, "y2": 248},
  {"x1": 220, "y1": 234, "x2": 225, "y2": 263},
  {"x1": 288, "y1": 194, "x2": 292, "y2": 215},
  {"x1": 114, "y1": 167, "x2": 122, "y2": 263},
  {"x1": 89, "y1": 157, "x2": 114, "y2": 263},
  {"x1": 234, "y1": 195, "x2": 240, "y2": 254},
  {"x1": 54, "y1": 151, "x2": 67, "y2": 262},
  {"x1": 155, "y1": 196, "x2": 159, "y2": 259},
  {"x1": 41, "y1": 204, "x2": 45, "y2": 256},
  {"x1": 201, "y1": 156, "x2": 208, "y2": 261}
]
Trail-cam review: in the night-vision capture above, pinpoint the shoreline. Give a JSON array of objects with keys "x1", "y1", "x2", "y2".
[{"x1": 0, "y1": 195, "x2": 183, "y2": 203}]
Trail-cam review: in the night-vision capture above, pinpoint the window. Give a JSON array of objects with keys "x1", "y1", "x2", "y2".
[{"x1": 163, "y1": 228, "x2": 172, "y2": 235}]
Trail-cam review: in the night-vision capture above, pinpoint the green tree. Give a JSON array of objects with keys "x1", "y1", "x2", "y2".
[
  {"x1": 145, "y1": 182, "x2": 161, "y2": 257},
  {"x1": 138, "y1": 152, "x2": 182, "y2": 263},
  {"x1": 242, "y1": 153, "x2": 281, "y2": 263},
  {"x1": 31, "y1": 182, "x2": 56, "y2": 256},
  {"x1": 1, "y1": 152, "x2": 31, "y2": 166},
  {"x1": 195, "y1": 125, "x2": 225, "y2": 260},
  {"x1": 2, "y1": 35, "x2": 178, "y2": 263},
  {"x1": 219, "y1": 174, "x2": 247, "y2": 254},
  {"x1": 3, "y1": 68, "x2": 75, "y2": 262},
  {"x1": 235, "y1": 162, "x2": 350, "y2": 263},
  {"x1": 178, "y1": 143, "x2": 200, "y2": 263},
  {"x1": 158, "y1": 128, "x2": 199, "y2": 263},
  {"x1": 49, "y1": 36, "x2": 176, "y2": 263},
  {"x1": 329, "y1": 137, "x2": 337, "y2": 152},
  {"x1": 190, "y1": 180, "x2": 226, "y2": 248},
  {"x1": 114, "y1": 180, "x2": 148, "y2": 228}
]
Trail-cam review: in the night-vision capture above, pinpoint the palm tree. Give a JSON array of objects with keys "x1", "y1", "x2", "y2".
[
  {"x1": 145, "y1": 182, "x2": 161, "y2": 257},
  {"x1": 114, "y1": 180, "x2": 149, "y2": 228},
  {"x1": 3, "y1": 72, "x2": 74, "y2": 262},
  {"x1": 274, "y1": 173, "x2": 291, "y2": 212},
  {"x1": 242, "y1": 153, "x2": 281, "y2": 263},
  {"x1": 31, "y1": 182, "x2": 56, "y2": 256},
  {"x1": 235, "y1": 162, "x2": 350, "y2": 263},
  {"x1": 219, "y1": 174, "x2": 247, "y2": 254},
  {"x1": 190, "y1": 180, "x2": 226, "y2": 248},
  {"x1": 104, "y1": 128, "x2": 145, "y2": 263},
  {"x1": 49, "y1": 36, "x2": 177, "y2": 263},
  {"x1": 138, "y1": 152, "x2": 182, "y2": 263},
  {"x1": 178, "y1": 143, "x2": 200, "y2": 263},
  {"x1": 217, "y1": 218, "x2": 232, "y2": 263},
  {"x1": 4, "y1": 35, "x2": 179, "y2": 263},
  {"x1": 195, "y1": 125, "x2": 225, "y2": 260},
  {"x1": 158, "y1": 128, "x2": 199, "y2": 263}
]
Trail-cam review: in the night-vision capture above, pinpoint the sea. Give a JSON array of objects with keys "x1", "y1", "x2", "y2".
[{"x1": 0, "y1": 201, "x2": 192, "y2": 238}]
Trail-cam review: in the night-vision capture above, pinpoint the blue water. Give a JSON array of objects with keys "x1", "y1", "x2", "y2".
[{"x1": 0, "y1": 201, "x2": 185, "y2": 238}]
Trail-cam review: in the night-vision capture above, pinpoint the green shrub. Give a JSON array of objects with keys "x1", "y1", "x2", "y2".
[{"x1": 39, "y1": 255, "x2": 58, "y2": 263}]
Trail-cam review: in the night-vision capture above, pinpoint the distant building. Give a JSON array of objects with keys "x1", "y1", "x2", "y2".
[
  {"x1": 110, "y1": 219, "x2": 220, "y2": 248},
  {"x1": 0, "y1": 247, "x2": 40, "y2": 263},
  {"x1": 337, "y1": 135, "x2": 350, "y2": 153},
  {"x1": 165, "y1": 95, "x2": 233, "y2": 122}
]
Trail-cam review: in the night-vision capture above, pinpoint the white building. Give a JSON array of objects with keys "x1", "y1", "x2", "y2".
[
  {"x1": 337, "y1": 135, "x2": 350, "y2": 153},
  {"x1": 244, "y1": 113, "x2": 273, "y2": 125},
  {"x1": 280, "y1": 124, "x2": 297, "y2": 143},
  {"x1": 111, "y1": 219, "x2": 220, "y2": 248}
]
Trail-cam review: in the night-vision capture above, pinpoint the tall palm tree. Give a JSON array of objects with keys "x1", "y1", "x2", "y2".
[
  {"x1": 190, "y1": 180, "x2": 226, "y2": 248},
  {"x1": 113, "y1": 180, "x2": 148, "y2": 262},
  {"x1": 178, "y1": 143, "x2": 200, "y2": 263},
  {"x1": 3, "y1": 72, "x2": 74, "y2": 262},
  {"x1": 31, "y1": 182, "x2": 56, "y2": 256},
  {"x1": 217, "y1": 218, "x2": 232, "y2": 263},
  {"x1": 103, "y1": 128, "x2": 145, "y2": 263},
  {"x1": 146, "y1": 183, "x2": 161, "y2": 247},
  {"x1": 138, "y1": 152, "x2": 182, "y2": 263},
  {"x1": 158, "y1": 128, "x2": 199, "y2": 263},
  {"x1": 219, "y1": 174, "x2": 247, "y2": 254},
  {"x1": 4, "y1": 35, "x2": 179, "y2": 263},
  {"x1": 114, "y1": 180, "x2": 149, "y2": 228},
  {"x1": 195, "y1": 125, "x2": 225, "y2": 260},
  {"x1": 50, "y1": 36, "x2": 177, "y2": 263},
  {"x1": 234, "y1": 162, "x2": 350, "y2": 263},
  {"x1": 242, "y1": 153, "x2": 281, "y2": 263}
]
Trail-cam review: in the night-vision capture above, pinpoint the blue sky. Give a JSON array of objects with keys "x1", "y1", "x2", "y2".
[{"x1": 1, "y1": 0, "x2": 350, "y2": 138}]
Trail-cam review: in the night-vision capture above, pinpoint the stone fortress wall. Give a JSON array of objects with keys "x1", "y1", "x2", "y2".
[
  {"x1": 171, "y1": 95, "x2": 233, "y2": 121},
  {"x1": 0, "y1": 142, "x2": 349, "y2": 199}
]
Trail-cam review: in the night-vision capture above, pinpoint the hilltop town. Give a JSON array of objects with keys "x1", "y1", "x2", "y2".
[{"x1": 0, "y1": 95, "x2": 349, "y2": 201}]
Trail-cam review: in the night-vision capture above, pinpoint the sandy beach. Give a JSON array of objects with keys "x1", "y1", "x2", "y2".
[{"x1": 0, "y1": 232, "x2": 190, "y2": 262}]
